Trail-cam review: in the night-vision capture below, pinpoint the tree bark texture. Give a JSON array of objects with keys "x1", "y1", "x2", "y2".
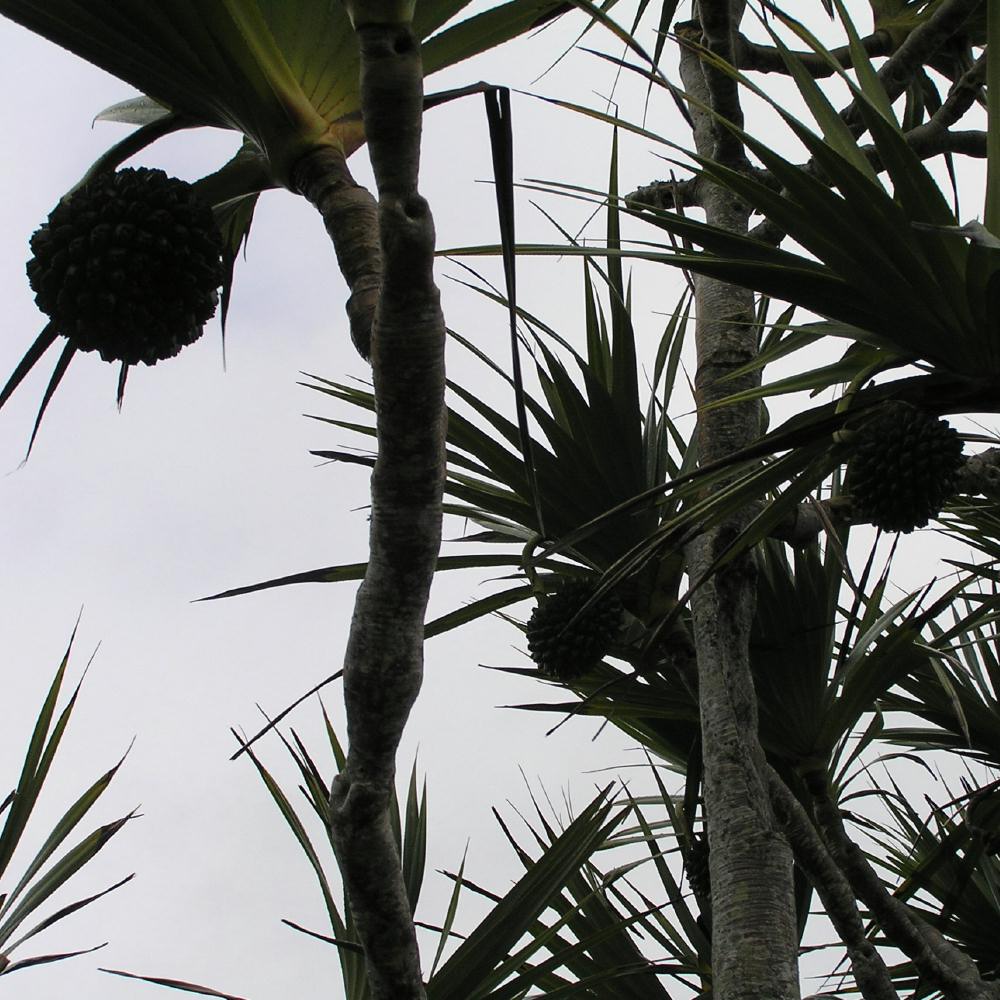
[
  {"x1": 296, "y1": 18, "x2": 446, "y2": 1000},
  {"x1": 291, "y1": 145, "x2": 381, "y2": 360},
  {"x1": 681, "y1": 5, "x2": 801, "y2": 999},
  {"x1": 766, "y1": 768, "x2": 899, "y2": 1000}
]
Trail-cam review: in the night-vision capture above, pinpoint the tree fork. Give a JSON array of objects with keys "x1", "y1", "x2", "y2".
[
  {"x1": 766, "y1": 767, "x2": 898, "y2": 1000},
  {"x1": 806, "y1": 771, "x2": 1000, "y2": 1000},
  {"x1": 292, "y1": 146, "x2": 381, "y2": 361}
]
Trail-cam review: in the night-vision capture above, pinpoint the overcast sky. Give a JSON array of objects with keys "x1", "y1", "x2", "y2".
[
  {"x1": 0, "y1": 7, "x2": 704, "y2": 999},
  {"x1": 0, "y1": 5, "x2": 985, "y2": 999}
]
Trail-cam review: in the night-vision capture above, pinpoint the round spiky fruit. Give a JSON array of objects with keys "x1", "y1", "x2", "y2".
[
  {"x1": 846, "y1": 401, "x2": 964, "y2": 533},
  {"x1": 26, "y1": 167, "x2": 224, "y2": 366},
  {"x1": 525, "y1": 578, "x2": 623, "y2": 682}
]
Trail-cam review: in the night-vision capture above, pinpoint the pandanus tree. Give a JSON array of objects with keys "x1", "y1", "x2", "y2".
[
  {"x1": 0, "y1": 1, "x2": 574, "y2": 997},
  {"x1": 229, "y1": 1, "x2": 1000, "y2": 998},
  {"x1": 7, "y1": 1, "x2": 1000, "y2": 999}
]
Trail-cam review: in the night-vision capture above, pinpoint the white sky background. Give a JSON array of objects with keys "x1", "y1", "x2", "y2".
[{"x1": 0, "y1": 3, "x2": 985, "y2": 999}]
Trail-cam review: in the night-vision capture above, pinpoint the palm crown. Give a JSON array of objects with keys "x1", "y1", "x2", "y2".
[{"x1": 0, "y1": 0, "x2": 570, "y2": 436}]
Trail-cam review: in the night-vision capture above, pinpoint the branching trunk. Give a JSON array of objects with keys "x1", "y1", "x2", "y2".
[
  {"x1": 766, "y1": 767, "x2": 899, "y2": 1000},
  {"x1": 680, "y1": 5, "x2": 800, "y2": 998},
  {"x1": 807, "y1": 771, "x2": 1000, "y2": 1000},
  {"x1": 293, "y1": 14, "x2": 446, "y2": 1000},
  {"x1": 291, "y1": 146, "x2": 381, "y2": 360}
]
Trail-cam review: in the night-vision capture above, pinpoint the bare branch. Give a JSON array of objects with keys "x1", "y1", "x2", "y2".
[
  {"x1": 292, "y1": 148, "x2": 380, "y2": 361},
  {"x1": 770, "y1": 497, "x2": 852, "y2": 548},
  {"x1": 745, "y1": 126, "x2": 985, "y2": 243},
  {"x1": 841, "y1": 0, "x2": 984, "y2": 137},
  {"x1": 766, "y1": 767, "x2": 899, "y2": 1000},
  {"x1": 807, "y1": 773, "x2": 1000, "y2": 1000},
  {"x1": 955, "y1": 447, "x2": 1000, "y2": 498},
  {"x1": 627, "y1": 125, "x2": 985, "y2": 232},
  {"x1": 733, "y1": 30, "x2": 892, "y2": 77},
  {"x1": 628, "y1": 6, "x2": 985, "y2": 224},
  {"x1": 908, "y1": 53, "x2": 988, "y2": 140},
  {"x1": 627, "y1": 175, "x2": 704, "y2": 211},
  {"x1": 771, "y1": 448, "x2": 1000, "y2": 548},
  {"x1": 905, "y1": 127, "x2": 986, "y2": 160}
]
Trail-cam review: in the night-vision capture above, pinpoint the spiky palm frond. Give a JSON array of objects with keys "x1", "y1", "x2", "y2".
[
  {"x1": 116, "y1": 709, "x2": 683, "y2": 999},
  {"x1": 881, "y1": 583, "x2": 1000, "y2": 769},
  {"x1": 0, "y1": 0, "x2": 584, "y2": 438},
  {"x1": 210, "y1": 162, "x2": 696, "y2": 633},
  {"x1": 866, "y1": 784, "x2": 1000, "y2": 992},
  {"x1": 0, "y1": 630, "x2": 134, "y2": 979}
]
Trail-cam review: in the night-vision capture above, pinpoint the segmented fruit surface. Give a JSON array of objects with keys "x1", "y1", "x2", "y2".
[
  {"x1": 847, "y1": 401, "x2": 964, "y2": 533},
  {"x1": 686, "y1": 834, "x2": 712, "y2": 903},
  {"x1": 26, "y1": 167, "x2": 224, "y2": 366},
  {"x1": 525, "y1": 578, "x2": 623, "y2": 681}
]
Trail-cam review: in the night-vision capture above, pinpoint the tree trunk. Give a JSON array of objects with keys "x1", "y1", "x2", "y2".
[
  {"x1": 292, "y1": 15, "x2": 446, "y2": 1000},
  {"x1": 680, "y1": 5, "x2": 801, "y2": 998}
]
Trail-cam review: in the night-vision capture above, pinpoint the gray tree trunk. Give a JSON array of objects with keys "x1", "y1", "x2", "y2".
[
  {"x1": 292, "y1": 14, "x2": 446, "y2": 999},
  {"x1": 680, "y1": 4, "x2": 801, "y2": 998}
]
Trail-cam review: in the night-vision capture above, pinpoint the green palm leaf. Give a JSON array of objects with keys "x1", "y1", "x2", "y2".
[
  {"x1": 426, "y1": 785, "x2": 637, "y2": 999},
  {"x1": 226, "y1": 716, "x2": 671, "y2": 999},
  {"x1": 881, "y1": 587, "x2": 1000, "y2": 767},
  {"x1": 0, "y1": 631, "x2": 134, "y2": 978},
  {"x1": 214, "y1": 272, "x2": 691, "y2": 632},
  {"x1": 0, "y1": 1, "x2": 574, "y2": 178}
]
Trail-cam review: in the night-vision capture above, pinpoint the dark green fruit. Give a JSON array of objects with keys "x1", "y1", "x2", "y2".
[
  {"x1": 525, "y1": 578, "x2": 623, "y2": 681},
  {"x1": 847, "y1": 401, "x2": 964, "y2": 533},
  {"x1": 26, "y1": 167, "x2": 224, "y2": 366},
  {"x1": 686, "y1": 834, "x2": 711, "y2": 904}
]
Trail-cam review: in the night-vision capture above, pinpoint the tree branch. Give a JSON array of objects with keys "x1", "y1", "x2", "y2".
[
  {"x1": 630, "y1": 5, "x2": 986, "y2": 232},
  {"x1": 770, "y1": 448, "x2": 1000, "y2": 547},
  {"x1": 744, "y1": 126, "x2": 985, "y2": 243},
  {"x1": 841, "y1": 0, "x2": 984, "y2": 138},
  {"x1": 807, "y1": 773, "x2": 1000, "y2": 1000},
  {"x1": 766, "y1": 767, "x2": 899, "y2": 1000},
  {"x1": 955, "y1": 447, "x2": 1000, "y2": 498},
  {"x1": 628, "y1": 175, "x2": 704, "y2": 211},
  {"x1": 733, "y1": 30, "x2": 892, "y2": 77},
  {"x1": 292, "y1": 146, "x2": 380, "y2": 361},
  {"x1": 627, "y1": 125, "x2": 986, "y2": 229},
  {"x1": 907, "y1": 53, "x2": 988, "y2": 141}
]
